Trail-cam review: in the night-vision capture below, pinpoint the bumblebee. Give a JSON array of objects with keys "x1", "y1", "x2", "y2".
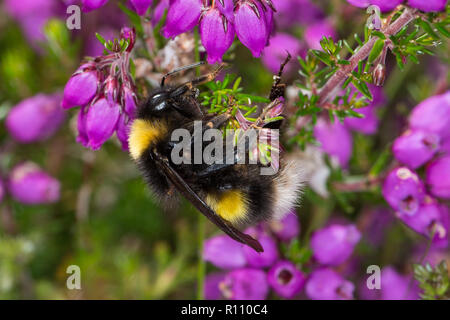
[{"x1": 128, "y1": 59, "x2": 304, "y2": 252}]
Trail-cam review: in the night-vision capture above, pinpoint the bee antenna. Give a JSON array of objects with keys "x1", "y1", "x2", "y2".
[{"x1": 161, "y1": 61, "x2": 207, "y2": 87}]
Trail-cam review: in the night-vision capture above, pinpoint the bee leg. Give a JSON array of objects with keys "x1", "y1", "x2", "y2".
[
  {"x1": 170, "y1": 64, "x2": 226, "y2": 97},
  {"x1": 269, "y1": 52, "x2": 291, "y2": 101}
]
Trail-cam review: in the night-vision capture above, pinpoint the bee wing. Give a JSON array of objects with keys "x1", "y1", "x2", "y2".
[{"x1": 151, "y1": 150, "x2": 263, "y2": 253}]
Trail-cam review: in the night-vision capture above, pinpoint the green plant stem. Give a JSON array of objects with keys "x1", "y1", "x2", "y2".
[{"x1": 194, "y1": 28, "x2": 201, "y2": 77}]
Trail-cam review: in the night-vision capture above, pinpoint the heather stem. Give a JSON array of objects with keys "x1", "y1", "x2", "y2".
[{"x1": 317, "y1": 7, "x2": 418, "y2": 106}]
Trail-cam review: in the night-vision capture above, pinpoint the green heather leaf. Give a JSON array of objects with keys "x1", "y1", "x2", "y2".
[{"x1": 368, "y1": 39, "x2": 385, "y2": 64}]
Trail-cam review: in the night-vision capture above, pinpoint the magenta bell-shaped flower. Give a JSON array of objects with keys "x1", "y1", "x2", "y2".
[
  {"x1": 262, "y1": 33, "x2": 303, "y2": 74},
  {"x1": 310, "y1": 224, "x2": 362, "y2": 266},
  {"x1": 203, "y1": 235, "x2": 246, "y2": 269},
  {"x1": 152, "y1": 0, "x2": 169, "y2": 26},
  {"x1": 314, "y1": 118, "x2": 353, "y2": 167},
  {"x1": 8, "y1": 162, "x2": 60, "y2": 205},
  {"x1": 393, "y1": 129, "x2": 440, "y2": 169},
  {"x1": 200, "y1": 7, "x2": 236, "y2": 64},
  {"x1": 267, "y1": 260, "x2": 306, "y2": 299},
  {"x1": 81, "y1": 0, "x2": 109, "y2": 12},
  {"x1": 346, "y1": 0, "x2": 403, "y2": 12},
  {"x1": 243, "y1": 229, "x2": 278, "y2": 268},
  {"x1": 268, "y1": 210, "x2": 300, "y2": 242},
  {"x1": 162, "y1": 0, "x2": 203, "y2": 39},
  {"x1": 398, "y1": 197, "x2": 448, "y2": 241},
  {"x1": 234, "y1": 0, "x2": 269, "y2": 57},
  {"x1": 84, "y1": 98, "x2": 121, "y2": 150},
  {"x1": 382, "y1": 167, "x2": 425, "y2": 216},
  {"x1": 204, "y1": 272, "x2": 226, "y2": 300},
  {"x1": 217, "y1": 0, "x2": 235, "y2": 22},
  {"x1": 116, "y1": 114, "x2": 132, "y2": 151},
  {"x1": 6, "y1": 93, "x2": 65, "y2": 143},
  {"x1": 306, "y1": 268, "x2": 355, "y2": 300},
  {"x1": 426, "y1": 155, "x2": 450, "y2": 199},
  {"x1": 129, "y1": 0, "x2": 152, "y2": 16},
  {"x1": 62, "y1": 65, "x2": 100, "y2": 109},
  {"x1": 408, "y1": 0, "x2": 447, "y2": 12},
  {"x1": 220, "y1": 268, "x2": 269, "y2": 300},
  {"x1": 409, "y1": 91, "x2": 450, "y2": 141},
  {"x1": 304, "y1": 19, "x2": 337, "y2": 50},
  {"x1": 380, "y1": 267, "x2": 419, "y2": 300}
]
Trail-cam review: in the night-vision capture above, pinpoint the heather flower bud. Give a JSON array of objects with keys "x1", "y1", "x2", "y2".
[
  {"x1": 200, "y1": 8, "x2": 236, "y2": 64},
  {"x1": 268, "y1": 210, "x2": 300, "y2": 242},
  {"x1": 426, "y1": 155, "x2": 450, "y2": 199},
  {"x1": 162, "y1": 0, "x2": 203, "y2": 39},
  {"x1": 234, "y1": 1, "x2": 269, "y2": 57},
  {"x1": 407, "y1": 0, "x2": 447, "y2": 12},
  {"x1": 393, "y1": 129, "x2": 440, "y2": 169},
  {"x1": 86, "y1": 98, "x2": 121, "y2": 150},
  {"x1": 220, "y1": 268, "x2": 269, "y2": 300},
  {"x1": 382, "y1": 167, "x2": 425, "y2": 216},
  {"x1": 104, "y1": 75, "x2": 119, "y2": 105},
  {"x1": 6, "y1": 93, "x2": 65, "y2": 143},
  {"x1": 314, "y1": 118, "x2": 353, "y2": 167},
  {"x1": 409, "y1": 91, "x2": 450, "y2": 140},
  {"x1": 8, "y1": 162, "x2": 60, "y2": 205},
  {"x1": 268, "y1": 261, "x2": 306, "y2": 299},
  {"x1": 62, "y1": 65, "x2": 99, "y2": 109},
  {"x1": 306, "y1": 268, "x2": 354, "y2": 300},
  {"x1": 129, "y1": 0, "x2": 152, "y2": 16},
  {"x1": 81, "y1": 0, "x2": 109, "y2": 12},
  {"x1": 203, "y1": 235, "x2": 246, "y2": 269},
  {"x1": 243, "y1": 229, "x2": 278, "y2": 268},
  {"x1": 311, "y1": 224, "x2": 361, "y2": 266},
  {"x1": 122, "y1": 85, "x2": 138, "y2": 117},
  {"x1": 372, "y1": 63, "x2": 386, "y2": 86}
]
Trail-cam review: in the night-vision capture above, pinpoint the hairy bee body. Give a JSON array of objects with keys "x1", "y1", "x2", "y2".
[{"x1": 128, "y1": 61, "x2": 303, "y2": 250}]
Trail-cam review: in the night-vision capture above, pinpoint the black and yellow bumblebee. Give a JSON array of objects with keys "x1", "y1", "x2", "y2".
[{"x1": 128, "y1": 58, "x2": 304, "y2": 252}]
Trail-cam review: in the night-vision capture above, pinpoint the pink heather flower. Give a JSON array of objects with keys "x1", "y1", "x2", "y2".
[
  {"x1": 8, "y1": 162, "x2": 60, "y2": 205},
  {"x1": 262, "y1": 33, "x2": 303, "y2": 74},
  {"x1": 220, "y1": 268, "x2": 269, "y2": 300},
  {"x1": 234, "y1": 1, "x2": 269, "y2": 57},
  {"x1": 129, "y1": 0, "x2": 153, "y2": 16},
  {"x1": 346, "y1": 0, "x2": 403, "y2": 12},
  {"x1": 380, "y1": 267, "x2": 419, "y2": 300},
  {"x1": 6, "y1": 93, "x2": 66, "y2": 143},
  {"x1": 0, "y1": 178, "x2": 4, "y2": 203},
  {"x1": 311, "y1": 224, "x2": 361, "y2": 266},
  {"x1": 162, "y1": 0, "x2": 203, "y2": 39},
  {"x1": 426, "y1": 155, "x2": 450, "y2": 199},
  {"x1": 200, "y1": 7, "x2": 236, "y2": 64},
  {"x1": 304, "y1": 20, "x2": 337, "y2": 50},
  {"x1": 267, "y1": 260, "x2": 306, "y2": 299},
  {"x1": 152, "y1": 0, "x2": 169, "y2": 26},
  {"x1": 360, "y1": 208, "x2": 394, "y2": 246},
  {"x1": 393, "y1": 129, "x2": 440, "y2": 169},
  {"x1": 407, "y1": 0, "x2": 447, "y2": 12},
  {"x1": 204, "y1": 272, "x2": 226, "y2": 300},
  {"x1": 269, "y1": 210, "x2": 300, "y2": 242},
  {"x1": 116, "y1": 114, "x2": 132, "y2": 151},
  {"x1": 203, "y1": 235, "x2": 246, "y2": 269},
  {"x1": 273, "y1": 0, "x2": 324, "y2": 29},
  {"x1": 306, "y1": 268, "x2": 355, "y2": 300},
  {"x1": 314, "y1": 118, "x2": 353, "y2": 167},
  {"x1": 382, "y1": 167, "x2": 425, "y2": 216},
  {"x1": 409, "y1": 91, "x2": 450, "y2": 141},
  {"x1": 62, "y1": 65, "x2": 99, "y2": 109},
  {"x1": 243, "y1": 229, "x2": 278, "y2": 268},
  {"x1": 81, "y1": 0, "x2": 109, "y2": 13},
  {"x1": 398, "y1": 198, "x2": 448, "y2": 241},
  {"x1": 85, "y1": 98, "x2": 121, "y2": 150}
]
